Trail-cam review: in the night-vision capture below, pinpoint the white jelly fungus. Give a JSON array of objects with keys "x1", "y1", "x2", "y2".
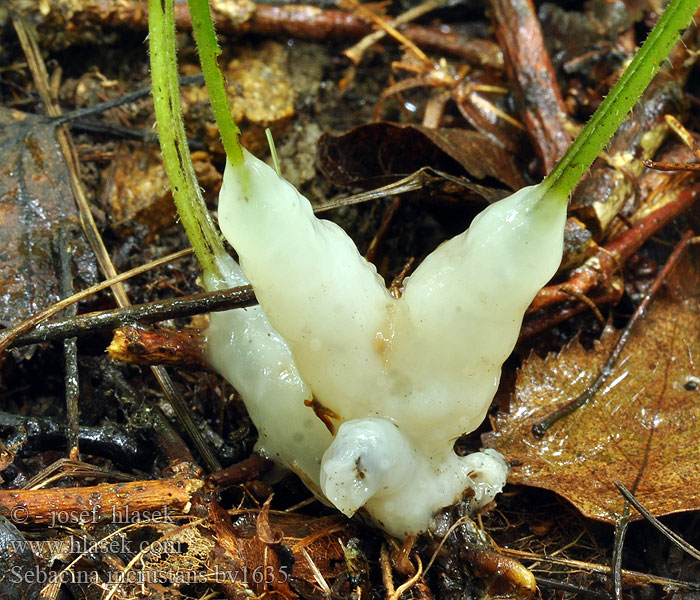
[{"x1": 205, "y1": 148, "x2": 567, "y2": 539}]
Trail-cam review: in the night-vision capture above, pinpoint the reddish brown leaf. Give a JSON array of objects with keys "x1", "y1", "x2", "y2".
[
  {"x1": 317, "y1": 122, "x2": 526, "y2": 191},
  {"x1": 485, "y1": 249, "x2": 700, "y2": 523}
]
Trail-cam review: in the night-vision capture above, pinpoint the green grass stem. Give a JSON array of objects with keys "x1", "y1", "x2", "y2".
[
  {"x1": 187, "y1": 0, "x2": 243, "y2": 167},
  {"x1": 541, "y1": 0, "x2": 699, "y2": 203},
  {"x1": 148, "y1": 0, "x2": 227, "y2": 279}
]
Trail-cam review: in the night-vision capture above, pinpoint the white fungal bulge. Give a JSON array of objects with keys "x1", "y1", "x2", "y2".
[
  {"x1": 208, "y1": 148, "x2": 567, "y2": 538},
  {"x1": 204, "y1": 257, "x2": 332, "y2": 492}
]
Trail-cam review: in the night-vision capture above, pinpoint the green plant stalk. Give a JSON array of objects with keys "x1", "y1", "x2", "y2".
[
  {"x1": 540, "y1": 0, "x2": 699, "y2": 203},
  {"x1": 148, "y1": 0, "x2": 227, "y2": 279},
  {"x1": 187, "y1": 0, "x2": 243, "y2": 167},
  {"x1": 152, "y1": 0, "x2": 697, "y2": 278}
]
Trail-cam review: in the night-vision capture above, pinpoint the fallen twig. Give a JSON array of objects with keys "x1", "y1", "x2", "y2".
[
  {"x1": 208, "y1": 454, "x2": 272, "y2": 487},
  {"x1": 19, "y1": 0, "x2": 503, "y2": 67},
  {"x1": 0, "y1": 478, "x2": 204, "y2": 525},
  {"x1": 501, "y1": 547, "x2": 700, "y2": 592},
  {"x1": 8, "y1": 285, "x2": 255, "y2": 349},
  {"x1": 489, "y1": 0, "x2": 571, "y2": 172},
  {"x1": 527, "y1": 179, "x2": 700, "y2": 315},
  {"x1": 0, "y1": 248, "x2": 194, "y2": 355},
  {"x1": 0, "y1": 411, "x2": 149, "y2": 466},
  {"x1": 109, "y1": 326, "x2": 209, "y2": 369}
]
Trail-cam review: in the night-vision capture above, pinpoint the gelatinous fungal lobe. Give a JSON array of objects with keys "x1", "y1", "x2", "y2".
[
  {"x1": 155, "y1": 0, "x2": 696, "y2": 539},
  {"x1": 209, "y1": 148, "x2": 566, "y2": 537}
]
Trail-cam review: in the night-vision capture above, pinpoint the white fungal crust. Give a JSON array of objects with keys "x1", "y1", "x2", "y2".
[{"x1": 210, "y1": 148, "x2": 567, "y2": 537}]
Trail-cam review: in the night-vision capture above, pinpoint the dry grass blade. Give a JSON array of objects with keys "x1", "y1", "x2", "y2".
[
  {"x1": 302, "y1": 547, "x2": 332, "y2": 597},
  {"x1": 341, "y1": 0, "x2": 434, "y2": 69},
  {"x1": 23, "y1": 458, "x2": 137, "y2": 491},
  {"x1": 344, "y1": 0, "x2": 451, "y2": 65}
]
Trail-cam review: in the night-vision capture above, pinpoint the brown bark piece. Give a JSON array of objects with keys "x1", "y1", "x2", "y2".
[
  {"x1": 570, "y1": 77, "x2": 682, "y2": 236},
  {"x1": 560, "y1": 217, "x2": 598, "y2": 273},
  {"x1": 109, "y1": 326, "x2": 208, "y2": 370},
  {"x1": 489, "y1": 0, "x2": 572, "y2": 174},
  {"x1": 0, "y1": 478, "x2": 204, "y2": 525}
]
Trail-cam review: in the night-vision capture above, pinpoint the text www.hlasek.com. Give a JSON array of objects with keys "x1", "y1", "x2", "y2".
[
  {"x1": 9, "y1": 535, "x2": 186, "y2": 556},
  {"x1": 10, "y1": 564, "x2": 290, "y2": 585}
]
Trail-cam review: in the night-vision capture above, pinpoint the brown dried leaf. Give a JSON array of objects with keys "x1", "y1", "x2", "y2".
[
  {"x1": 0, "y1": 107, "x2": 95, "y2": 331},
  {"x1": 208, "y1": 498, "x2": 354, "y2": 598},
  {"x1": 485, "y1": 249, "x2": 700, "y2": 522},
  {"x1": 256, "y1": 496, "x2": 284, "y2": 545},
  {"x1": 317, "y1": 122, "x2": 526, "y2": 191},
  {"x1": 103, "y1": 143, "x2": 220, "y2": 240}
]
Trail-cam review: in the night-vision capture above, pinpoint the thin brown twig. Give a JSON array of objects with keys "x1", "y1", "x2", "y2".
[
  {"x1": 390, "y1": 258, "x2": 415, "y2": 299},
  {"x1": 614, "y1": 480, "x2": 700, "y2": 562},
  {"x1": 53, "y1": 227, "x2": 80, "y2": 459},
  {"x1": 528, "y1": 181, "x2": 700, "y2": 314},
  {"x1": 9, "y1": 285, "x2": 255, "y2": 349},
  {"x1": 559, "y1": 287, "x2": 606, "y2": 325},
  {"x1": 644, "y1": 114, "x2": 700, "y2": 170},
  {"x1": 15, "y1": 0, "x2": 502, "y2": 66},
  {"x1": 0, "y1": 248, "x2": 194, "y2": 354},
  {"x1": 534, "y1": 575, "x2": 610, "y2": 599},
  {"x1": 365, "y1": 197, "x2": 402, "y2": 263},
  {"x1": 612, "y1": 504, "x2": 632, "y2": 600}
]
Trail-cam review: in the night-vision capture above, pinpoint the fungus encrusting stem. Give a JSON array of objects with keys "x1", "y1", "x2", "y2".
[{"x1": 150, "y1": 0, "x2": 700, "y2": 537}]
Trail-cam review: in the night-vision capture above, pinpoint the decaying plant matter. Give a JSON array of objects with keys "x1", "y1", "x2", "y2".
[{"x1": 1, "y1": 1, "x2": 700, "y2": 599}]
